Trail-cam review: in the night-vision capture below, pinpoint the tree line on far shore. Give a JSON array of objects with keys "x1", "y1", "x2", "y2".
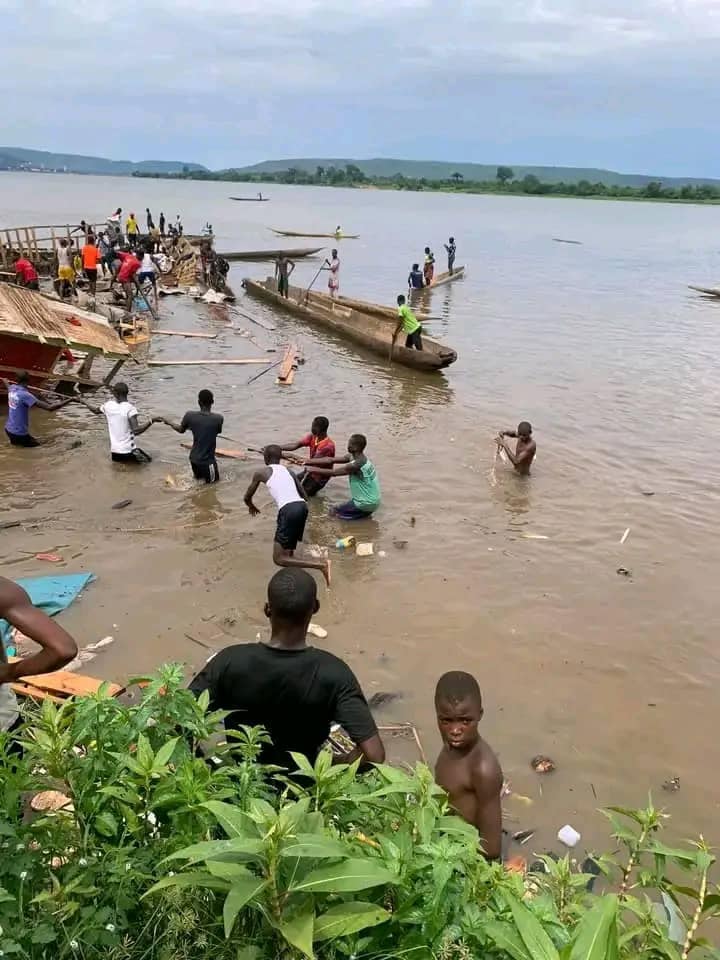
[{"x1": 134, "y1": 164, "x2": 720, "y2": 203}]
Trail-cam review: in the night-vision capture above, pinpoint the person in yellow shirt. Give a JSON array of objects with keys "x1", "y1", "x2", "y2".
[
  {"x1": 391, "y1": 294, "x2": 423, "y2": 355},
  {"x1": 125, "y1": 212, "x2": 139, "y2": 247}
]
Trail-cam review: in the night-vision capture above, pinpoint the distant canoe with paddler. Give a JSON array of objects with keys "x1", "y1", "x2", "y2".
[
  {"x1": 229, "y1": 196, "x2": 270, "y2": 202},
  {"x1": 270, "y1": 228, "x2": 360, "y2": 239},
  {"x1": 242, "y1": 277, "x2": 457, "y2": 372}
]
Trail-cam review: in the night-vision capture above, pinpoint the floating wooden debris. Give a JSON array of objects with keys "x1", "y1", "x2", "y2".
[
  {"x1": 154, "y1": 329, "x2": 219, "y2": 339},
  {"x1": 181, "y1": 442, "x2": 249, "y2": 460},
  {"x1": 10, "y1": 657, "x2": 125, "y2": 703},
  {"x1": 276, "y1": 343, "x2": 299, "y2": 386}
]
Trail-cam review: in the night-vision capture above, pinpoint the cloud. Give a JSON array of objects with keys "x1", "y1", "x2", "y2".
[{"x1": 2, "y1": 0, "x2": 720, "y2": 174}]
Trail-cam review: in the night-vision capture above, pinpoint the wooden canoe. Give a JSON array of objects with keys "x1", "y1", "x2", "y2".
[
  {"x1": 220, "y1": 247, "x2": 323, "y2": 262},
  {"x1": 410, "y1": 266, "x2": 466, "y2": 291},
  {"x1": 271, "y1": 229, "x2": 359, "y2": 239},
  {"x1": 688, "y1": 284, "x2": 720, "y2": 298},
  {"x1": 229, "y1": 197, "x2": 270, "y2": 201},
  {"x1": 243, "y1": 278, "x2": 457, "y2": 371}
]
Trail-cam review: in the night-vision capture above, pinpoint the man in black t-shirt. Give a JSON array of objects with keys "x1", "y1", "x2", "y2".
[
  {"x1": 189, "y1": 569, "x2": 385, "y2": 771},
  {"x1": 158, "y1": 388, "x2": 223, "y2": 482}
]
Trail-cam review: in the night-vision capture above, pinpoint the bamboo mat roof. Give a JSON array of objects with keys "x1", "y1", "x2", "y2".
[{"x1": 0, "y1": 285, "x2": 130, "y2": 358}]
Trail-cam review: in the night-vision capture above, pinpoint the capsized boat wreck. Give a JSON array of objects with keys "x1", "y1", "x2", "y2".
[{"x1": 0, "y1": 284, "x2": 131, "y2": 392}]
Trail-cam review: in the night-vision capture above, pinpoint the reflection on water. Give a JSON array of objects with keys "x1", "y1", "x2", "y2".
[{"x1": 2, "y1": 174, "x2": 720, "y2": 848}]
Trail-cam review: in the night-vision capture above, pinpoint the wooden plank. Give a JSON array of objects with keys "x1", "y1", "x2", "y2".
[
  {"x1": 9, "y1": 659, "x2": 125, "y2": 700},
  {"x1": 276, "y1": 343, "x2": 298, "y2": 386},
  {"x1": 154, "y1": 330, "x2": 218, "y2": 339},
  {"x1": 0, "y1": 364, "x2": 104, "y2": 388},
  {"x1": 147, "y1": 358, "x2": 270, "y2": 366},
  {"x1": 181, "y1": 442, "x2": 250, "y2": 460}
]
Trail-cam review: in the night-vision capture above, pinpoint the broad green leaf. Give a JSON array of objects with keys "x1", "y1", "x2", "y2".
[
  {"x1": 314, "y1": 902, "x2": 390, "y2": 942},
  {"x1": 606, "y1": 805, "x2": 645, "y2": 824},
  {"x1": 278, "y1": 797, "x2": 311, "y2": 831},
  {"x1": 144, "y1": 871, "x2": 231, "y2": 897},
  {"x1": 649, "y1": 842, "x2": 701, "y2": 864},
  {"x1": 236, "y1": 949, "x2": 262, "y2": 960},
  {"x1": 152, "y1": 737, "x2": 179, "y2": 771},
  {"x1": 290, "y1": 752, "x2": 317, "y2": 779},
  {"x1": 203, "y1": 800, "x2": 258, "y2": 839},
  {"x1": 223, "y1": 877, "x2": 267, "y2": 937},
  {"x1": 569, "y1": 894, "x2": 618, "y2": 960},
  {"x1": 485, "y1": 920, "x2": 532, "y2": 960},
  {"x1": 702, "y1": 893, "x2": 720, "y2": 913},
  {"x1": 94, "y1": 811, "x2": 119, "y2": 838},
  {"x1": 208, "y1": 862, "x2": 256, "y2": 881},
  {"x1": 280, "y1": 905, "x2": 315, "y2": 959},
  {"x1": 163, "y1": 837, "x2": 265, "y2": 866},
  {"x1": 509, "y1": 898, "x2": 560, "y2": 960},
  {"x1": 247, "y1": 797, "x2": 277, "y2": 825},
  {"x1": 280, "y1": 834, "x2": 349, "y2": 859},
  {"x1": 436, "y1": 815, "x2": 479, "y2": 838},
  {"x1": 289, "y1": 858, "x2": 396, "y2": 894},
  {"x1": 136, "y1": 732, "x2": 153, "y2": 769}
]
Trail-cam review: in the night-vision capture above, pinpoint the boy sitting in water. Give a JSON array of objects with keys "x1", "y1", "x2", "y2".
[{"x1": 434, "y1": 671, "x2": 503, "y2": 861}]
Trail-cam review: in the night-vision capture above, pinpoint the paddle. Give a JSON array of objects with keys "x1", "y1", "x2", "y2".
[
  {"x1": 299, "y1": 259, "x2": 329, "y2": 305},
  {"x1": 133, "y1": 277, "x2": 159, "y2": 322},
  {"x1": 246, "y1": 357, "x2": 283, "y2": 384}
]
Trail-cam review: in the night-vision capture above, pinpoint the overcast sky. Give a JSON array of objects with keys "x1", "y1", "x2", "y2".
[{"x1": 4, "y1": 0, "x2": 720, "y2": 175}]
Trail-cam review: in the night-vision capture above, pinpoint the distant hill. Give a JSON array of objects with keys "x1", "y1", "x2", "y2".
[
  {"x1": 0, "y1": 147, "x2": 208, "y2": 176},
  {"x1": 236, "y1": 157, "x2": 720, "y2": 188}
]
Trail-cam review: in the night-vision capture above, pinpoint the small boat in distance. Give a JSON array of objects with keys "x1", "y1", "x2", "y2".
[
  {"x1": 230, "y1": 196, "x2": 270, "y2": 202},
  {"x1": 243, "y1": 277, "x2": 457, "y2": 372},
  {"x1": 271, "y1": 228, "x2": 360, "y2": 239},
  {"x1": 688, "y1": 284, "x2": 720, "y2": 298},
  {"x1": 219, "y1": 246, "x2": 324, "y2": 262}
]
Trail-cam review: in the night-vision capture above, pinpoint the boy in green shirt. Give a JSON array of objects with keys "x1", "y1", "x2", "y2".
[
  {"x1": 393, "y1": 294, "x2": 423, "y2": 353},
  {"x1": 303, "y1": 433, "x2": 381, "y2": 520}
]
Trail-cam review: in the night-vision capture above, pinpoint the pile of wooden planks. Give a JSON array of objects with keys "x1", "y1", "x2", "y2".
[{"x1": 277, "y1": 343, "x2": 299, "y2": 386}]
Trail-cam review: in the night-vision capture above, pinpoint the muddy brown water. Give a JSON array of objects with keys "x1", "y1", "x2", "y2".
[{"x1": 1, "y1": 174, "x2": 720, "y2": 856}]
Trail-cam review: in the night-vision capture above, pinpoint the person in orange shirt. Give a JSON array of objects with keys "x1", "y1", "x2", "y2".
[{"x1": 81, "y1": 235, "x2": 101, "y2": 295}]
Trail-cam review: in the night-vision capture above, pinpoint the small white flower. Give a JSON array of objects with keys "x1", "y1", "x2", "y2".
[
  {"x1": 15, "y1": 843, "x2": 23, "y2": 851},
  {"x1": 19, "y1": 871, "x2": 27, "y2": 880},
  {"x1": 78, "y1": 858, "x2": 88, "y2": 867},
  {"x1": 168, "y1": 871, "x2": 175, "y2": 877},
  {"x1": 125, "y1": 862, "x2": 131, "y2": 872},
  {"x1": 105, "y1": 924, "x2": 115, "y2": 933},
  {"x1": 70, "y1": 940, "x2": 79, "y2": 951}
]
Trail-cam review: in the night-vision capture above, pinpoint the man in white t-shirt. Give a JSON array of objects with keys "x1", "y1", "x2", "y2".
[{"x1": 78, "y1": 382, "x2": 157, "y2": 463}]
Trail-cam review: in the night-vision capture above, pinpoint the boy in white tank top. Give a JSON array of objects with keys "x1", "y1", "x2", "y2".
[{"x1": 244, "y1": 445, "x2": 331, "y2": 586}]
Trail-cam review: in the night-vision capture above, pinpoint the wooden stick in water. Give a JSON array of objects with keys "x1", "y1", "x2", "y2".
[
  {"x1": 148, "y1": 359, "x2": 271, "y2": 366},
  {"x1": 154, "y1": 330, "x2": 218, "y2": 339},
  {"x1": 246, "y1": 358, "x2": 283, "y2": 383}
]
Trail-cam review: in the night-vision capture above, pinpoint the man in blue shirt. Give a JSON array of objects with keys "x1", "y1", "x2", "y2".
[
  {"x1": 3, "y1": 372, "x2": 72, "y2": 447},
  {"x1": 408, "y1": 263, "x2": 425, "y2": 290}
]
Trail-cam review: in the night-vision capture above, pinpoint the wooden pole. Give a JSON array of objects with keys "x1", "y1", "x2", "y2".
[{"x1": 147, "y1": 359, "x2": 271, "y2": 367}]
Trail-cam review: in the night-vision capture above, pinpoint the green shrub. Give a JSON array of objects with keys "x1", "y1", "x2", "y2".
[{"x1": 0, "y1": 666, "x2": 717, "y2": 959}]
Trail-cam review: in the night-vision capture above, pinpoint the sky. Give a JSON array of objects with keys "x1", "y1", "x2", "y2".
[{"x1": 4, "y1": 0, "x2": 720, "y2": 176}]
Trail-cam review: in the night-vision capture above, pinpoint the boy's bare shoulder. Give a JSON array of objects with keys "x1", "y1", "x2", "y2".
[{"x1": 469, "y1": 739, "x2": 503, "y2": 794}]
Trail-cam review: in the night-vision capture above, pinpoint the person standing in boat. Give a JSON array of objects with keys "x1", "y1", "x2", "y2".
[
  {"x1": 305, "y1": 433, "x2": 381, "y2": 521},
  {"x1": 2, "y1": 372, "x2": 73, "y2": 447},
  {"x1": 392, "y1": 294, "x2": 423, "y2": 352},
  {"x1": 334, "y1": 226, "x2": 343, "y2": 239},
  {"x1": 274, "y1": 254, "x2": 296, "y2": 299},
  {"x1": 444, "y1": 237, "x2": 456, "y2": 274},
  {"x1": 244, "y1": 445, "x2": 331, "y2": 586},
  {"x1": 159, "y1": 212, "x2": 166, "y2": 236},
  {"x1": 423, "y1": 246, "x2": 435, "y2": 286},
  {"x1": 324, "y1": 249, "x2": 340, "y2": 300},
  {"x1": 408, "y1": 262, "x2": 425, "y2": 290}
]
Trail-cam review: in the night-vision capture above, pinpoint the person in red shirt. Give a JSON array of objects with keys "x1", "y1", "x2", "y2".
[
  {"x1": 14, "y1": 257, "x2": 39, "y2": 291},
  {"x1": 81, "y1": 235, "x2": 101, "y2": 295},
  {"x1": 114, "y1": 249, "x2": 141, "y2": 310},
  {"x1": 280, "y1": 416, "x2": 336, "y2": 496}
]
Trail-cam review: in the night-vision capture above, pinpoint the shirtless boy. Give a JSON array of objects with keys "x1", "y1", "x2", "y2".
[
  {"x1": 497, "y1": 421, "x2": 536, "y2": 475},
  {"x1": 434, "y1": 671, "x2": 503, "y2": 861}
]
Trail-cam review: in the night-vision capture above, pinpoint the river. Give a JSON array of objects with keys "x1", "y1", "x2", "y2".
[{"x1": 1, "y1": 172, "x2": 719, "y2": 853}]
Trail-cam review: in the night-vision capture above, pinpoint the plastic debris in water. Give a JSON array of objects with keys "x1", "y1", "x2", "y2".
[
  {"x1": 35, "y1": 553, "x2": 63, "y2": 563},
  {"x1": 356, "y1": 542, "x2": 374, "y2": 557},
  {"x1": 307, "y1": 623, "x2": 328, "y2": 640},
  {"x1": 558, "y1": 824, "x2": 581, "y2": 848},
  {"x1": 531, "y1": 755, "x2": 556, "y2": 774},
  {"x1": 620, "y1": 527, "x2": 631, "y2": 544},
  {"x1": 662, "y1": 777, "x2": 680, "y2": 792},
  {"x1": 513, "y1": 829, "x2": 536, "y2": 845}
]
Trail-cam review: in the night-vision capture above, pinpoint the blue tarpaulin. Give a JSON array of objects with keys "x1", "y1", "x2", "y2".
[{"x1": 0, "y1": 574, "x2": 95, "y2": 650}]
